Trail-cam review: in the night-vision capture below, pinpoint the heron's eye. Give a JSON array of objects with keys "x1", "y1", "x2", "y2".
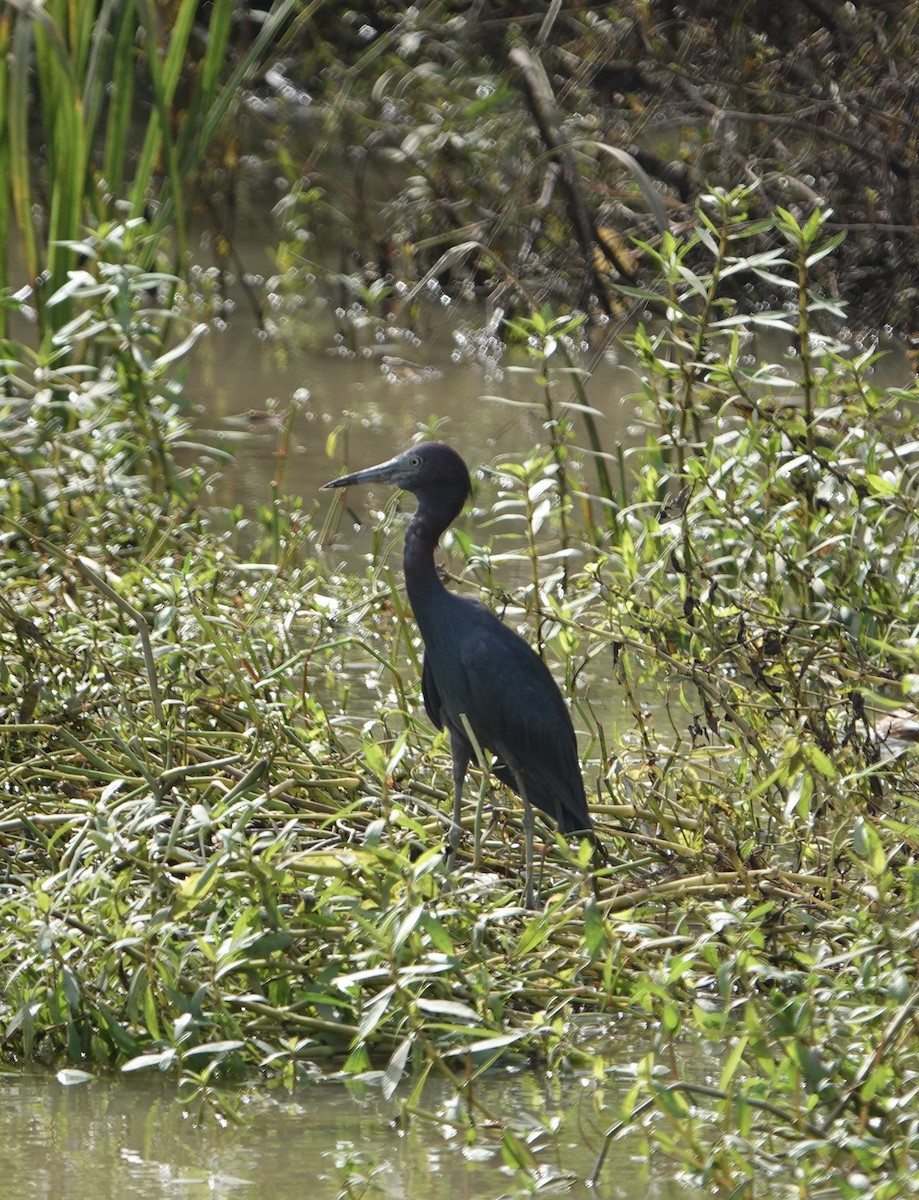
[{"x1": 409, "y1": 455, "x2": 422, "y2": 467}]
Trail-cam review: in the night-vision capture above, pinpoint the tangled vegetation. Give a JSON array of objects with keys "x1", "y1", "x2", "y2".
[{"x1": 2, "y1": 3, "x2": 919, "y2": 1197}]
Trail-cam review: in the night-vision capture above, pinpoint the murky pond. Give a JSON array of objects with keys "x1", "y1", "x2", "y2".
[
  {"x1": 188, "y1": 300, "x2": 639, "y2": 533},
  {"x1": 186, "y1": 280, "x2": 911, "y2": 552},
  {"x1": 3, "y1": 1045, "x2": 714, "y2": 1199}
]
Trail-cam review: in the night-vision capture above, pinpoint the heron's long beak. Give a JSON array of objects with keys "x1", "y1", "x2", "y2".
[{"x1": 322, "y1": 455, "x2": 402, "y2": 490}]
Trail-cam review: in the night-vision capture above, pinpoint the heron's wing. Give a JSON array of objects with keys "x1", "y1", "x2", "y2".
[
  {"x1": 455, "y1": 618, "x2": 572, "y2": 758},
  {"x1": 455, "y1": 611, "x2": 591, "y2": 833},
  {"x1": 421, "y1": 652, "x2": 444, "y2": 729}
]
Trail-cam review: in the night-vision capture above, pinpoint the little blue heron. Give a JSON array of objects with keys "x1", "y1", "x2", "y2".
[{"x1": 323, "y1": 442, "x2": 592, "y2": 908}]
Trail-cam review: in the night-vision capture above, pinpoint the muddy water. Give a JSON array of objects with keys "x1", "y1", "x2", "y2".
[
  {"x1": 2, "y1": 1052, "x2": 712, "y2": 1199},
  {"x1": 186, "y1": 304, "x2": 639, "y2": 532}
]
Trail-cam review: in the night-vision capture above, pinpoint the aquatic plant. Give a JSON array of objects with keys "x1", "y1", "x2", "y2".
[{"x1": 0, "y1": 0, "x2": 299, "y2": 343}]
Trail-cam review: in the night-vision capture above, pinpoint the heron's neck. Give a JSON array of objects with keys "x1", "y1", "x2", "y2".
[{"x1": 403, "y1": 507, "x2": 447, "y2": 614}]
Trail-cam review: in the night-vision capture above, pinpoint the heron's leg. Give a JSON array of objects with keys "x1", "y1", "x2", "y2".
[
  {"x1": 522, "y1": 802, "x2": 537, "y2": 909},
  {"x1": 448, "y1": 738, "x2": 469, "y2": 858},
  {"x1": 458, "y1": 713, "x2": 489, "y2": 869},
  {"x1": 517, "y1": 782, "x2": 537, "y2": 910}
]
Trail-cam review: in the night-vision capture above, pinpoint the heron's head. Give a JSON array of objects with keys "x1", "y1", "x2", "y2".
[{"x1": 322, "y1": 442, "x2": 472, "y2": 505}]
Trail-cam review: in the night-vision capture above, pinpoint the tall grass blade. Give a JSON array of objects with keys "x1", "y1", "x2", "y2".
[
  {"x1": 0, "y1": 11, "x2": 12, "y2": 326},
  {"x1": 6, "y1": 13, "x2": 41, "y2": 294},
  {"x1": 102, "y1": 3, "x2": 138, "y2": 196},
  {"x1": 33, "y1": 5, "x2": 87, "y2": 308},
  {"x1": 132, "y1": 0, "x2": 199, "y2": 260},
  {"x1": 586, "y1": 140, "x2": 670, "y2": 235}
]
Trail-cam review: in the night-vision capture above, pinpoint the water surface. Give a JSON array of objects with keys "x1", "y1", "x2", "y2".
[
  {"x1": 187, "y1": 302, "x2": 639, "y2": 532},
  {"x1": 2, "y1": 1059, "x2": 711, "y2": 1199}
]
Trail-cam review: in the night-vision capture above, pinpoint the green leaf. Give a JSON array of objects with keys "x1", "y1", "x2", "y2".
[
  {"x1": 382, "y1": 1035, "x2": 413, "y2": 1100},
  {"x1": 182, "y1": 1041, "x2": 245, "y2": 1059},
  {"x1": 356, "y1": 987, "x2": 396, "y2": 1042},
  {"x1": 343, "y1": 1044, "x2": 372, "y2": 1075},
  {"x1": 865, "y1": 473, "x2": 898, "y2": 498},
  {"x1": 175, "y1": 859, "x2": 223, "y2": 912},
  {"x1": 500, "y1": 1129, "x2": 537, "y2": 1171},
  {"x1": 800, "y1": 742, "x2": 838, "y2": 780},
  {"x1": 61, "y1": 966, "x2": 81, "y2": 1011},
  {"x1": 583, "y1": 897, "x2": 607, "y2": 959},
  {"x1": 515, "y1": 913, "x2": 553, "y2": 955},
  {"x1": 661, "y1": 1002, "x2": 680, "y2": 1035},
  {"x1": 718, "y1": 1036, "x2": 748, "y2": 1092},
  {"x1": 444, "y1": 1031, "x2": 528, "y2": 1057},
  {"x1": 122, "y1": 1050, "x2": 176, "y2": 1072},
  {"x1": 392, "y1": 904, "x2": 425, "y2": 952},
  {"x1": 654, "y1": 1083, "x2": 691, "y2": 1118},
  {"x1": 860, "y1": 1063, "x2": 893, "y2": 1102},
  {"x1": 56, "y1": 1069, "x2": 95, "y2": 1086},
  {"x1": 414, "y1": 998, "x2": 480, "y2": 1021}
]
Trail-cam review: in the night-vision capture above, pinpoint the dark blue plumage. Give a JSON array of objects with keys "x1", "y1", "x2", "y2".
[{"x1": 323, "y1": 442, "x2": 592, "y2": 905}]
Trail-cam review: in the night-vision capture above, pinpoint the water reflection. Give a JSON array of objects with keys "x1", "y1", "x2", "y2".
[{"x1": 1, "y1": 1059, "x2": 712, "y2": 1199}]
